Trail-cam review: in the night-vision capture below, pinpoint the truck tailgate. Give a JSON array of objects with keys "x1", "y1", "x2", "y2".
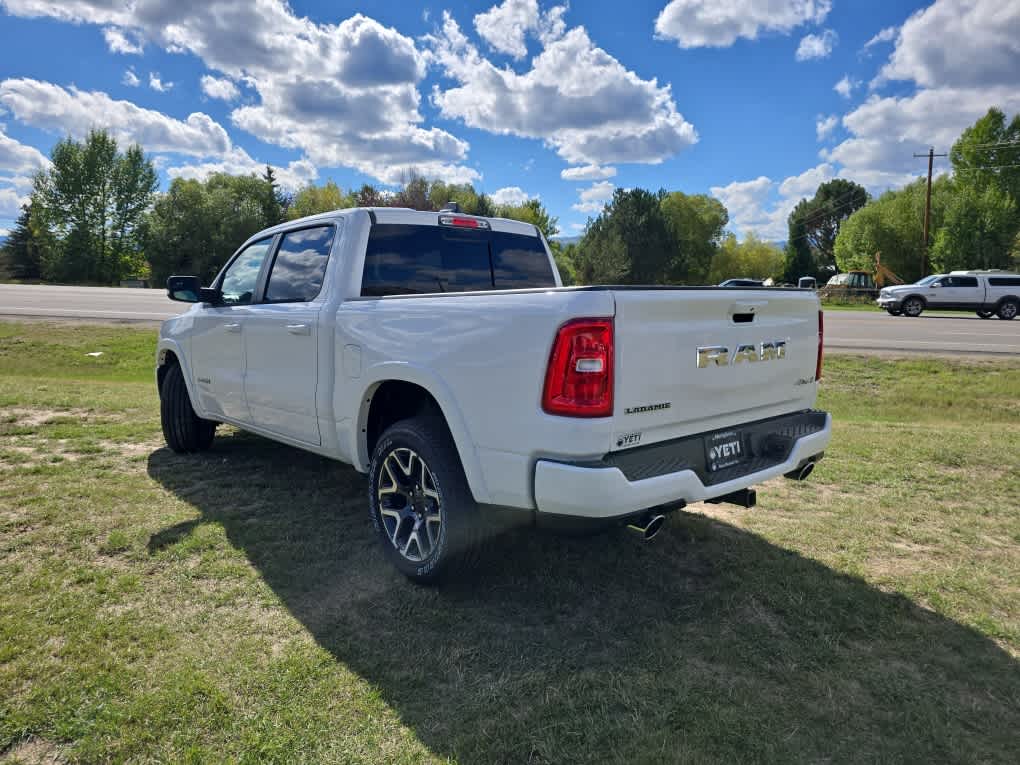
[{"x1": 611, "y1": 289, "x2": 821, "y2": 448}]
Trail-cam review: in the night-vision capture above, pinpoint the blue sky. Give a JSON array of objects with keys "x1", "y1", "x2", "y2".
[{"x1": 1, "y1": 1, "x2": 1017, "y2": 239}]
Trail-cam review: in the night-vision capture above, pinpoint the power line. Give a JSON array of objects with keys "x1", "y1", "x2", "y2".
[{"x1": 955, "y1": 162, "x2": 1020, "y2": 171}]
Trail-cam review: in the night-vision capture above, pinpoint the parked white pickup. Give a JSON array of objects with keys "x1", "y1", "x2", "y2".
[
  {"x1": 156, "y1": 206, "x2": 831, "y2": 582},
  {"x1": 878, "y1": 271, "x2": 1020, "y2": 319}
]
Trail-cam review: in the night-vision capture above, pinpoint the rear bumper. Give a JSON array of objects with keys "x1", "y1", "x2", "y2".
[{"x1": 533, "y1": 410, "x2": 831, "y2": 519}]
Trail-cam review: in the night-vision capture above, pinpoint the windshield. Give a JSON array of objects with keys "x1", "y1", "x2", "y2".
[{"x1": 913, "y1": 275, "x2": 942, "y2": 286}]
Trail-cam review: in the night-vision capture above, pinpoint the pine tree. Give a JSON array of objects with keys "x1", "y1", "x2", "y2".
[{"x1": 0, "y1": 204, "x2": 42, "y2": 280}]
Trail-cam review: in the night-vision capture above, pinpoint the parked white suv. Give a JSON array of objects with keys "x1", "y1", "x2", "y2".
[
  {"x1": 156, "y1": 207, "x2": 831, "y2": 582},
  {"x1": 877, "y1": 271, "x2": 1020, "y2": 319}
]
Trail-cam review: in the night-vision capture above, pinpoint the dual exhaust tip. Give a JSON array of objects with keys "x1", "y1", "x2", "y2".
[
  {"x1": 785, "y1": 460, "x2": 816, "y2": 481},
  {"x1": 626, "y1": 458, "x2": 819, "y2": 541},
  {"x1": 627, "y1": 513, "x2": 666, "y2": 541}
]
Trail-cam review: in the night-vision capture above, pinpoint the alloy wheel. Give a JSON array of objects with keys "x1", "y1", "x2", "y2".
[{"x1": 376, "y1": 447, "x2": 442, "y2": 562}]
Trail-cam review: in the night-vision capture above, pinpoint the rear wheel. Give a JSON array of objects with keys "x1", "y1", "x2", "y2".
[
  {"x1": 160, "y1": 363, "x2": 216, "y2": 453},
  {"x1": 902, "y1": 297, "x2": 924, "y2": 317},
  {"x1": 997, "y1": 299, "x2": 1018, "y2": 320},
  {"x1": 368, "y1": 415, "x2": 482, "y2": 584}
]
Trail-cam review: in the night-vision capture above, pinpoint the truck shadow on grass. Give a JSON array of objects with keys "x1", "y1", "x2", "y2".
[{"x1": 147, "y1": 432, "x2": 1020, "y2": 764}]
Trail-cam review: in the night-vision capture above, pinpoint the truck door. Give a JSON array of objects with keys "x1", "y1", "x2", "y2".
[
  {"x1": 243, "y1": 224, "x2": 337, "y2": 445},
  {"x1": 190, "y1": 237, "x2": 274, "y2": 423}
]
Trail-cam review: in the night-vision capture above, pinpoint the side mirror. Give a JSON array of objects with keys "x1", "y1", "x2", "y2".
[
  {"x1": 167, "y1": 275, "x2": 221, "y2": 304},
  {"x1": 931, "y1": 282, "x2": 941, "y2": 288}
]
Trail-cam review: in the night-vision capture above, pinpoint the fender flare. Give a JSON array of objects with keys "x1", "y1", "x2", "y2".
[
  {"x1": 155, "y1": 338, "x2": 204, "y2": 417},
  {"x1": 353, "y1": 361, "x2": 490, "y2": 505}
]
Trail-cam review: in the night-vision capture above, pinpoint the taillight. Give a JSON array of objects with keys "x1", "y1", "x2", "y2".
[
  {"x1": 815, "y1": 309, "x2": 824, "y2": 381},
  {"x1": 542, "y1": 318, "x2": 614, "y2": 417}
]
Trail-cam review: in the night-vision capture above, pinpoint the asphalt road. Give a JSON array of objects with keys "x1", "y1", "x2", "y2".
[{"x1": 1, "y1": 284, "x2": 1018, "y2": 356}]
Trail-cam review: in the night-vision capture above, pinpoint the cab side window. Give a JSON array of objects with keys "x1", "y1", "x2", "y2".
[
  {"x1": 220, "y1": 238, "x2": 273, "y2": 305},
  {"x1": 954, "y1": 276, "x2": 978, "y2": 288},
  {"x1": 264, "y1": 225, "x2": 336, "y2": 303}
]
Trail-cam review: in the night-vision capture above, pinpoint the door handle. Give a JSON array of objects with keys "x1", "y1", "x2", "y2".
[
  {"x1": 286, "y1": 323, "x2": 311, "y2": 336},
  {"x1": 223, "y1": 322, "x2": 241, "y2": 333}
]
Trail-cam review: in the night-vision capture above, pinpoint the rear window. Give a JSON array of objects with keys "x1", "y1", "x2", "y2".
[
  {"x1": 988, "y1": 277, "x2": 1020, "y2": 286},
  {"x1": 491, "y1": 231, "x2": 556, "y2": 288},
  {"x1": 361, "y1": 224, "x2": 555, "y2": 296}
]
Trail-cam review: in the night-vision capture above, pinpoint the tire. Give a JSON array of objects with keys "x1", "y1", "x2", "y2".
[
  {"x1": 886, "y1": 307, "x2": 902, "y2": 316},
  {"x1": 368, "y1": 415, "x2": 482, "y2": 584},
  {"x1": 997, "y1": 299, "x2": 1018, "y2": 321},
  {"x1": 977, "y1": 310, "x2": 994, "y2": 319},
  {"x1": 160, "y1": 363, "x2": 216, "y2": 453},
  {"x1": 902, "y1": 297, "x2": 924, "y2": 317}
]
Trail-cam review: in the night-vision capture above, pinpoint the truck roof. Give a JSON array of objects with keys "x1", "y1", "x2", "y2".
[{"x1": 259, "y1": 207, "x2": 540, "y2": 239}]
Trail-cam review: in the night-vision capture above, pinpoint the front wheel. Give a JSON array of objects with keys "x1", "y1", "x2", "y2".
[
  {"x1": 160, "y1": 363, "x2": 216, "y2": 453},
  {"x1": 368, "y1": 415, "x2": 482, "y2": 584},
  {"x1": 902, "y1": 297, "x2": 924, "y2": 317},
  {"x1": 997, "y1": 299, "x2": 1018, "y2": 320}
]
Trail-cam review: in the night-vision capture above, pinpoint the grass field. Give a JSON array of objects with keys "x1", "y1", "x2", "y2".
[{"x1": 1, "y1": 321, "x2": 1018, "y2": 764}]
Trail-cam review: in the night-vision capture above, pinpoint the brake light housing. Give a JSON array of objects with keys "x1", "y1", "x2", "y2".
[
  {"x1": 439, "y1": 214, "x2": 490, "y2": 230},
  {"x1": 815, "y1": 309, "x2": 824, "y2": 381},
  {"x1": 542, "y1": 318, "x2": 614, "y2": 417}
]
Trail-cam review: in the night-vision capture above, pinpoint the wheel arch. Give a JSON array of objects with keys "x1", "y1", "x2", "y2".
[
  {"x1": 354, "y1": 366, "x2": 490, "y2": 504},
  {"x1": 156, "y1": 339, "x2": 202, "y2": 414}
]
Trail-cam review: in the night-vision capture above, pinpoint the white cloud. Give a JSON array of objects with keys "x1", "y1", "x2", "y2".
[
  {"x1": 568, "y1": 222, "x2": 584, "y2": 231},
  {"x1": 834, "y1": 75, "x2": 859, "y2": 99},
  {"x1": 490, "y1": 185, "x2": 535, "y2": 205},
  {"x1": 165, "y1": 148, "x2": 317, "y2": 191},
  {"x1": 0, "y1": 124, "x2": 50, "y2": 175},
  {"x1": 571, "y1": 180, "x2": 615, "y2": 214},
  {"x1": 561, "y1": 164, "x2": 617, "y2": 181},
  {"x1": 103, "y1": 27, "x2": 143, "y2": 55},
  {"x1": 200, "y1": 75, "x2": 240, "y2": 102},
  {"x1": 0, "y1": 2, "x2": 478, "y2": 185},
  {"x1": 0, "y1": 186, "x2": 29, "y2": 218},
  {"x1": 473, "y1": 0, "x2": 566, "y2": 59},
  {"x1": 815, "y1": 114, "x2": 838, "y2": 140},
  {"x1": 824, "y1": 87, "x2": 1020, "y2": 190},
  {"x1": 820, "y1": 2, "x2": 1020, "y2": 194},
  {"x1": 0, "y1": 78, "x2": 232, "y2": 157},
  {"x1": 0, "y1": 227, "x2": 9, "y2": 237},
  {"x1": 861, "y1": 25, "x2": 897, "y2": 54},
  {"x1": 879, "y1": 0, "x2": 1020, "y2": 89},
  {"x1": 795, "y1": 29, "x2": 836, "y2": 61},
  {"x1": 655, "y1": 0, "x2": 831, "y2": 48},
  {"x1": 429, "y1": 13, "x2": 697, "y2": 168},
  {"x1": 148, "y1": 72, "x2": 173, "y2": 92},
  {"x1": 711, "y1": 163, "x2": 834, "y2": 240},
  {"x1": 122, "y1": 69, "x2": 140, "y2": 87}
]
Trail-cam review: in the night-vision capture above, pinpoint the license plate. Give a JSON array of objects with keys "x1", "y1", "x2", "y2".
[{"x1": 705, "y1": 430, "x2": 748, "y2": 472}]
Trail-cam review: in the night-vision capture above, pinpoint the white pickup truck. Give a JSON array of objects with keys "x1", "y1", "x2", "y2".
[
  {"x1": 877, "y1": 271, "x2": 1020, "y2": 319},
  {"x1": 157, "y1": 207, "x2": 831, "y2": 582}
]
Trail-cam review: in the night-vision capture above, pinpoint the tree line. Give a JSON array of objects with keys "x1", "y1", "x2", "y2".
[{"x1": 3, "y1": 108, "x2": 1017, "y2": 289}]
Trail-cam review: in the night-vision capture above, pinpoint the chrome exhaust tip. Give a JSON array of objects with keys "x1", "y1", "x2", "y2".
[
  {"x1": 784, "y1": 460, "x2": 816, "y2": 481},
  {"x1": 627, "y1": 514, "x2": 666, "y2": 541}
]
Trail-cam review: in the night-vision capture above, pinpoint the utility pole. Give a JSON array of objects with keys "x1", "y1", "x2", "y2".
[{"x1": 913, "y1": 147, "x2": 947, "y2": 276}]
